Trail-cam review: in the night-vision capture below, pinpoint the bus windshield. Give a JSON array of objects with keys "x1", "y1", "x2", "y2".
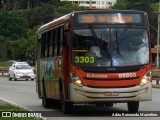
[{"x1": 72, "y1": 27, "x2": 149, "y2": 67}]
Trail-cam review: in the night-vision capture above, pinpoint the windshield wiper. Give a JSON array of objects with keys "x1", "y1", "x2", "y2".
[
  {"x1": 115, "y1": 29, "x2": 126, "y2": 64},
  {"x1": 89, "y1": 25, "x2": 101, "y2": 47},
  {"x1": 118, "y1": 25, "x2": 130, "y2": 40},
  {"x1": 89, "y1": 25, "x2": 110, "y2": 60}
]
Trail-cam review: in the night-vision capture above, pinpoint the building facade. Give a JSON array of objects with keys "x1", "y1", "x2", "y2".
[{"x1": 60, "y1": 0, "x2": 117, "y2": 8}]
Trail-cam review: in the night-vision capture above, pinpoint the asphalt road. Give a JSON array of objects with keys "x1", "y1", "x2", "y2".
[{"x1": 0, "y1": 77, "x2": 160, "y2": 120}]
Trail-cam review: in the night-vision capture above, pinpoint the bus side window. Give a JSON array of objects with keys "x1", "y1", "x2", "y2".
[
  {"x1": 59, "y1": 26, "x2": 64, "y2": 55},
  {"x1": 56, "y1": 26, "x2": 64, "y2": 56},
  {"x1": 57, "y1": 27, "x2": 61, "y2": 56},
  {"x1": 52, "y1": 30, "x2": 55, "y2": 57},
  {"x1": 54, "y1": 29, "x2": 58, "y2": 56},
  {"x1": 46, "y1": 31, "x2": 50, "y2": 57},
  {"x1": 49, "y1": 30, "x2": 54, "y2": 57},
  {"x1": 41, "y1": 33, "x2": 46, "y2": 58}
]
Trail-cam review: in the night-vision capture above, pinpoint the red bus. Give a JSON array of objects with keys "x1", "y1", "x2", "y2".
[{"x1": 36, "y1": 9, "x2": 152, "y2": 113}]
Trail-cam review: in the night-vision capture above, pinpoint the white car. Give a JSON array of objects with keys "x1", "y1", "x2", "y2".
[{"x1": 8, "y1": 62, "x2": 35, "y2": 81}]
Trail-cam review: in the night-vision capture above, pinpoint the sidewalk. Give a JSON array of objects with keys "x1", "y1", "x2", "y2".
[{"x1": 0, "y1": 99, "x2": 10, "y2": 106}]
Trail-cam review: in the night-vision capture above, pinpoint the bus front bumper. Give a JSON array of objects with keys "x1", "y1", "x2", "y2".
[{"x1": 69, "y1": 83, "x2": 152, "y2": 103}]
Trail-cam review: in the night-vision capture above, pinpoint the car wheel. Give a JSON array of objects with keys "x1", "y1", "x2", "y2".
[
  {"x1": 14, "y1": 75, "x2": 17, "y2": 81},
  {"x1": 8, "y1": 74, "x2": 12, "y2": 81}
]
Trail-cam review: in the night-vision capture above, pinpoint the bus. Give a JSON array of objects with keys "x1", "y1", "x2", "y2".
[{"x1": 36, "y1": 9, "x2": 152, "y2": 113}]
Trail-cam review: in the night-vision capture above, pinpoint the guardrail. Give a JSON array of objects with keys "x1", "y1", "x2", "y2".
[
  {"x1": 152, "y1": 69, "x2": 160, "y2": 85},
  {"x1": 0, "y1": 67, "x2": 9, "y2": 76}
]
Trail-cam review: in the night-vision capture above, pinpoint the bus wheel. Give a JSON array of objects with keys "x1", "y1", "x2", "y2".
[
  {"x1": 61, "y1": 100, "x2": 72, "y2": 114},
  {"x1": 60, "y1": 90, "x2": 72, "y2": 113},
  {"x1": 127, "y1": 101, "x2": 139, "y2": 112},
  {"x1": 42, "y1": 96, "x2": 51, "y2": 108}
]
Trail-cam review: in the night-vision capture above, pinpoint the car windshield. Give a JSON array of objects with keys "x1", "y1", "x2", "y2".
[
  {"x1": 16, "y1": 65, "x2": 31, "y2": 69},
  {"x1": 72, "y1": 27, "x2": 149, "y2": 67}
]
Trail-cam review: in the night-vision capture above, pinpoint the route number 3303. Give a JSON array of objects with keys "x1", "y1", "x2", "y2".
[{"x1": 74, "y1": 56, "x2": 95, "y2": 64}]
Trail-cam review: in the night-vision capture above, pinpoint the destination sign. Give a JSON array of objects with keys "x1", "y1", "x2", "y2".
[{"x1": 76, "y1": 13, "x2": 142, "y2": 24}]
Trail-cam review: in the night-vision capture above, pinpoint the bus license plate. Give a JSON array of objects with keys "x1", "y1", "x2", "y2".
[{"x1": 105, "y1": 92, "x2": 119, "y2": 96}]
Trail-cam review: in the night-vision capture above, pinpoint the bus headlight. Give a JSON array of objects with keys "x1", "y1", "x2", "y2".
[
  {"x1": 140, "y1": 71, "x2": 151, "y2": 86},
  {"x1": 70, "y1": 72, "x2": 83, "y2": 87}
]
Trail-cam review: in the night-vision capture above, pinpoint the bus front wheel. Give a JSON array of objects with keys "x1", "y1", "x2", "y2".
[
  {"x1": 60, "y1": 88, "x2": 72, "y2": 113},
  {"x1": 127, "y1": 101, "x2": 139, "y2": 112}
]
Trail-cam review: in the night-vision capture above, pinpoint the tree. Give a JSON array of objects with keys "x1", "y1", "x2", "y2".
[
  {"x1": 0, "y1": 36, "x2": 7, "y2": 61},
  {"x1": 0, "y1": 10, "x2": 28, "y2": 61},
  {"x1": 26, "y1": 4, "x2": 55, "y2": 28},
  {"x1": 111, "y1": 0, "x2": 128, "y2": 9},
  {"x1": 0, "y1": 10, "x2": 28, "y2": 39},
  {"x1": 6, "y1": 26, "x2": 38, "y2": 63},
  {"x1": 56, "y1": 1, "x2": 86, "y2": 17}
]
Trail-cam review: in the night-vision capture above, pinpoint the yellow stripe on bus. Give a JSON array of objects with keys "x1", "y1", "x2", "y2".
[{"x1": 72, "y1": 50, "x2": 88, "y2": 52}]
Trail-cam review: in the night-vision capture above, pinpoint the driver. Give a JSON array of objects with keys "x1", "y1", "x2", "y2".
[{"x1": 89, "y1": 46, "x2": 101, "y2": 58}]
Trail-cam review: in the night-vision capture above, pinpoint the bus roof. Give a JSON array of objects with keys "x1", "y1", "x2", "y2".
[{"x1": 37, "y1": 13, "x2": 72, "y2": 37}]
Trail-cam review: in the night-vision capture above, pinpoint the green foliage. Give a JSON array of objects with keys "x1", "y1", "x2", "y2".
[
  {"x1": 56, "y1": 1, "x2": 86, "y2": 16},
  {"x1": 0, "y1": 35, "x2": 7, "y2": 61},
  {"x1": 57, "y1": 7, "x2": 73, "y2": 15},
  {"x1": 0, "y1": 10, "x2": 28, "y2": 39},
  {"x1": 0, "y1": 10, "x2": 28, "y2": 61},
  {"x1": 111, "y1": 0, "x2": 128, "y2": 9},
  {"x1": 26, "y1": 4, "x2": 55, "y2": 28},
  {"x1": 0, "y1": 61, "x2": 13, "y2": 67},
  {"x1": 7, "y1": 26, "x2": 38, "y2": 61},
  {"x1": 150, "y1": 3, "x2": 158, "y2": 12}
]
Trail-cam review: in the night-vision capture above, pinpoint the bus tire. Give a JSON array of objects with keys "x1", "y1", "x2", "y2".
[
  {"x1": 42, "y1": 80, "x2": 51, "y2": 108},
  {"x1": 61, "y1": 93, "x2": 72, "y2": 114},
  {"x1": 127, "y1": 101, "x2": 139, "y2": 112},
  {"x1": 60, "y1": 81, "x2": 72, "y2": 113}
]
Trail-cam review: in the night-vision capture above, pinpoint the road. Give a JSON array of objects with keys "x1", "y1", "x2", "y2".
[{"x1": 0, "y1": 77, "x2": 160, "y2": 120}]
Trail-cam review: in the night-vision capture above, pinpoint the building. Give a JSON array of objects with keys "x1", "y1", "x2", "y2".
[{"x1": 60, "y1": 0, "x2": 117, "y2": 8}]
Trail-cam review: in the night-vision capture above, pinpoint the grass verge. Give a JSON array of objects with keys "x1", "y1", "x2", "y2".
[{"x1": 0, "y1": 61, "x2": 13, "y2": 67}]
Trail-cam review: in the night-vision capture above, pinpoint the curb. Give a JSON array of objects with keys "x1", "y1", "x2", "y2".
[
  {"x1": 152, "y1": 85, "x2": 160, "y2": 88},
  {"x1": 0, "y1": 98, "x2": 47, "y2": 120}
]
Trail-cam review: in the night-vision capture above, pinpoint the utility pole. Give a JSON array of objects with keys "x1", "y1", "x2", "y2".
[
  {"x1": 156, "y1": 0, "x2": 160, "y2": 68},
  {"x1": 90, "y1": 0, "x2": 92, "y2": 8}
]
